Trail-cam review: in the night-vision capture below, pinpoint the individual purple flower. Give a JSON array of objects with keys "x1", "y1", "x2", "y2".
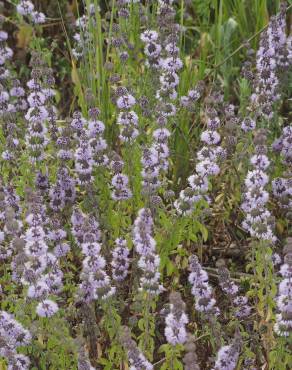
[
  {"x1": 112, "y1": 173, "x2": 129, "y2": 190},
  {"x1": 244, "y1": 169, "x2": 269, "y2": 188},
  {"x1": 161, "y1": 57, "x2": 183, "y2": 72},
  {"x1": 196, "y1": 159, "x2": 220, "y2": 177},
  {"x1": 116, "y1": 93, "x2": 136, "y2": 109},
  {"x1": 17, "y1": 1, "x2": 35, "y2": 16},
  {"x1": 54, "y1": 243, "x2": 70, "y2": 258},
  {"x1": 36, "y1": 299, "x2": 59, "y2": 317},
  {"x1": 27, "y1": 278, "x2": 49, "y2": 299},
  {"x1": 140, "y1": 30, "x2": 159, "y2": 43},
  {"x1": 144, "y1": 42, "x2": 162, "y2": 59},
  {"x1": 88, "y1": 119, "x2": 105, "y2": 137},
  {"x1": 241, "y1": 117, "x2": 256, "y2": 132},
  {"x1": 117, "y1": 111, "x2": 138, "y2": 127},
  {"x1": 31, "y1": 11, "x2": 46, "y2": 24},
  {"x1": 250, "y1": 154, "x2": 270, "y2": 170},
  {"x1": 71, "y1": 111, "x2": 86, "y2": 135},
  {"x1": 201, "y1": 130, "x2": 221, "y2": 145}
]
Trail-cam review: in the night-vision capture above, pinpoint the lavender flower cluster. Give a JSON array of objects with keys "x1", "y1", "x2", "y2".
[
  {"x1": 0, "y1": 310, "x2": 31, "y2": 370},
  {"x1": 165, "y1": 291, "x2": 188, "y2": 345},
  {"x1": 274, "y1": 237, "x2": 292, "y2": 337},
  {"x1": 121, "y1": 326, "x2": 153, "y2": 370},
  {"x1": 0, "y1": 21, "x2": 26, "y2": 162},
  {"x1": 0, "y1": 23, "x2": 13, "y2": 67},
  {"x1": 133, "y1": 208, "x2": 164, "y2": 295},
  {"x1": 180, "y1": 82, "x2": 205, "y2": 111},
  {"x1": 251, "y1": 3, "x2": 289, "y2": 120},
  {"x1": 218, "y1": 265, "x2": 251, "y2": 318},
  {"x1": 24, "y1": 52, "x2": 56, "y2": 163},
  {"x1": 116, "y1": 89, "x2": 139, "y2": 143},
  {"x1": 0, "y1": 1, "x2": 291, "y2": 369},
  {"x1": 272, "y1": 126, "x2": 292, "y2": 212},
  {"x1": 72, "y1": 3, "x2": 95, "y2": 60},
  {"x1": 72, "y1": 209, "x2": 115, "y2": 303},
  {"x1": 110, "y1": 153, "x2": 132, "y2": 201},
  {"x1": 175, "y1": 103, "x2": 226, "y2": 215},
  {"x1": 111, "y1": 238, "x2": 130, "y2": 282},
  {"x1": 188, "y1": 255, "x2": 218, "y2": 315},
  {"x1": 17, "y1": 0, "x2": 46, "y2": 24},
  {"x1": 241, "y1": 129, "x2": 276, "y2": 242},
  {"x1": 140, "y1": 0, "x2": 182, "y2": 197},
  {"x1": 212, "y1": 336, "x2": 241, "y2": 370},
  {"x1": 22, "y1": 193, "x2": 61, "y2": 318},
  {"x1": 74, "y1": 108, "x2": 108, "y2": 172}
]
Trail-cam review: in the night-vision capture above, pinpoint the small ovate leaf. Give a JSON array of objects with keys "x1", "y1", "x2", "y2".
[{"x1": 199, "y1": 223, "x2": 208, "y2": 242}]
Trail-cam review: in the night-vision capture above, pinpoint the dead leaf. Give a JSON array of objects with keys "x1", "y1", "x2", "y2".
[
  {"x1": 97, "y1": 341, "x2": 102, "y2": 358},
  {"x1": 16, "y1": 25, "x2": 33, "y2": 49}
]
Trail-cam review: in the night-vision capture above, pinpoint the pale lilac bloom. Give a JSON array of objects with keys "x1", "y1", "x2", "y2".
[{"x1": 36, "y1": 299, "x2": 59, "y2": 317}]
